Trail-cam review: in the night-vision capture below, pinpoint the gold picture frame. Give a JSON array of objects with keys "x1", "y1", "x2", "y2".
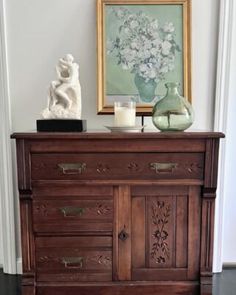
[{"x1": 97, "y1": 0, "x2": 192, "y2": 115}]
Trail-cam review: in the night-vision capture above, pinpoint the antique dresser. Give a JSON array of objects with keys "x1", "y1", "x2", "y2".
[{"x1": 12, "y1": 131, "x2": 224, "y2": 295}]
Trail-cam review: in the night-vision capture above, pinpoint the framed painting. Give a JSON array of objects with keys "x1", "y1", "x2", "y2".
[{"x1": 97, "y1": 0, "x2": 191, "y2": 115}]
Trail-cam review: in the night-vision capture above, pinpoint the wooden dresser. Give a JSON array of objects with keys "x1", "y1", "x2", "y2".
[{"x1": 12, "y1": 131, "x2": 224, "y2": 295}]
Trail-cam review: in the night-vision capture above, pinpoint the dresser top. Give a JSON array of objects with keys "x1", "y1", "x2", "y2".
[{"x1": 11, "y1": 131, "x2": 225, "y2": 140}]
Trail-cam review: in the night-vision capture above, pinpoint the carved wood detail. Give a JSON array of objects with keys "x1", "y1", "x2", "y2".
[
  {"x1": 150, "y1": 200, "x2": 171, "y2": 265},
  {"x1": 37, "y1": 254, "x2": 112, "y2": 267},
  {"x1": 183, "y1": 162, "x2": 203, "y2": 173},
  {"x1": 96, "y1": 163, "x2": 110, "y2": 173},
  {"x1": 34, "y1": 202, "x2": 112, "y2": 217},
  {"x1": 127, "y1": 163, "x2": 140, "y2": 172},
  {"x1": 93, "y1": 203, "x2": 112, "y2": 216},
  {"x1": 35, "y1": 204, "x2": 48, "y2": 216}
]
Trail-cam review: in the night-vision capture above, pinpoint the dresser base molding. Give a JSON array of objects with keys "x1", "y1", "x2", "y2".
[
  {"x1": 22, "y1": 286, "x2": 35, "y2": 295},
  {"x1": 37, "y1": 282, "x2": 200, "y2": 295}
]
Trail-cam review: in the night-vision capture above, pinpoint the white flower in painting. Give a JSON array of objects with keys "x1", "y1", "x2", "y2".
[
  {"x1": 107, "y1": 8, "x2": 180, "y2": 82},
  {"x1": 147, "y1": 68, "x2": 156, "y2": 79},
  {"x1": 159, "y1": 65, "x2": 169, "y2": 74},
  {"x1": 152, "y1": 37, "x2": 162, "y2": 48},
  {"x1": 165, "y1": 34, "x2": 173, "y2": 41},
  {"x1": 150, "y1": 20, "x2": 159, "y2": 30},
  {"x1": 163, "y1": 22, "x2": 175, "y2": 33},
  {"x1": 161, "y1": 41, "x2": 172, "y2": 55},
  {"x1": 130, "y1": 20, "x2": 139, "y2": 29},
  {"x1": 144, "y1": 41, "x2": 152, "y2": 50},
  {"x1": 142, "y1": 50, "x2": 151, "y2": 59},
  {"x1": 139, "y1": 64, "x2": 149, "y2": 73},
  {"x1": 126, "y1": 50, "x2": 137, "y2": 62},
  {"x1": 150, "y1": 47, "x2": 159, "y2": 56},
  {"x1": 120, "y1": 48, "x2": 130, "y2": 56},
  {"x1": 130, "y1": 41, "x2": 139, "y2": 49},
  {"x1": 124, "y1": 27, "x2": 130, "y2": 34},
  {"x1": 128, "y1": 14, "x2": 136, "y2": 21}
]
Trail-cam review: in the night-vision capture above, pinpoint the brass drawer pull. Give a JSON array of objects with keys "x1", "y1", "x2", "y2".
[
  {"x1": 150, "y1": 163, "x2": 178, "y2": 174},
  {"x1": 58, "y1": 163, "x2": 86, "y2": 175},
  {"x1": 60, "y1": 206, "x2": 85, "y2": 217},
  {"x1": 62, "y1": 257, "x2": 83, "y2": 269}
]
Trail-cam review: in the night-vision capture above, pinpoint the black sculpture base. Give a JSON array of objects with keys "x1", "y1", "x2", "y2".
[{"x1": 37, "y1": 119, "x2": 87, "y2": 132}]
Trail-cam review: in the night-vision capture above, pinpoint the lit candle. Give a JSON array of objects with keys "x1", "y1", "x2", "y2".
[{"x1": 114, "y1": 102, "x2": 136, "y2": 127}]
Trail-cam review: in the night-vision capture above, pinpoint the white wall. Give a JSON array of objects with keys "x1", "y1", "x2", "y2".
[
  {"x1": 5, "y1": 0, "x2": 221, "y2": 266},
  {"x1": 222, "y1": 1, "x2": 236, "y2": 264}
]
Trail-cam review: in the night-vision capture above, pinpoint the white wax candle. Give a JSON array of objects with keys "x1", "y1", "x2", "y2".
[{"x1": 114, "y1": 107, "x2": 136, "y2": 127}]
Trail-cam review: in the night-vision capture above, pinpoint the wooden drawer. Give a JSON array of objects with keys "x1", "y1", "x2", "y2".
[
  {"x1": 36, "y1": 237, "x2": 112, "y2": 282},
  {"x1": 31, "y1": 153, "x2": 204, "y2": 180},
  {"x1": 33, "y1": 197, "x2": 113, "y2": 233}
]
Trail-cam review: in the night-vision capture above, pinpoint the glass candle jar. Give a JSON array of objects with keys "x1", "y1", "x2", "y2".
[{"x1": 114, "y1": 102, "x2": 136, "y2": 127}]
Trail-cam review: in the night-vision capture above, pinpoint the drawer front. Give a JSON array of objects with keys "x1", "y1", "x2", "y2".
[
  {"x1": 31, "y1": 153, "x2": 204, "y2": 180},
  {"x1": 36, "y1": 237, "x2": 112, "y2": 282},
  {"x1": 33, "y1": 198, "x2": 113, "y2": 233}
]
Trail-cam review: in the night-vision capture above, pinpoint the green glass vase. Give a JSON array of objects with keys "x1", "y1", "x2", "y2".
[
  {"x1": 134, "y1": 74, "x2": 157, "y2": 103},
  {"x1": 152, "y1": 82, "x2": 194, "y2": 131}
]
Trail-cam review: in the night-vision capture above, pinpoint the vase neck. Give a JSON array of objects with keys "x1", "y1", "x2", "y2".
[{"x1": 165, "y1": 83, "x2": 180, "y2": 96}]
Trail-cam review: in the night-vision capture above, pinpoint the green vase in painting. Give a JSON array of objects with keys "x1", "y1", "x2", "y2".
[
  {"x1": 134, "y1": 74, "x2": 157, "y2": 103},
  {"x1": 152, "y1": 82, "x2": 194, "y2": 131}
]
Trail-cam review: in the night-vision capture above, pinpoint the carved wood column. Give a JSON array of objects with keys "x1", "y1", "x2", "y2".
[
  {"x1": 16, "y1": 139, "x2": 35, "y2": 294},
  {"x1": 20, "y1": 193, "x2": 35, "y2": 295},
  {"x1": 201, "y1": 138, "x2": 220, "y2": 289}
]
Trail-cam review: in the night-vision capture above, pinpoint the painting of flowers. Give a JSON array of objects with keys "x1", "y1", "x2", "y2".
[{"x1": 97, "y1": 0, "x2": 191, "y2": 114}]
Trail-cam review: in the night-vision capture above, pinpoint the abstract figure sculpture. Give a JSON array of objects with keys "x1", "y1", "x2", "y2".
[{"x1": 41, "y1": 54, "x2": 82, "y2": 119}]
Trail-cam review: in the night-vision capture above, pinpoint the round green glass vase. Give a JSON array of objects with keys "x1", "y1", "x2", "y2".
[{"x1": 152, "y1": 83, "x2": 194, "y2": 132}]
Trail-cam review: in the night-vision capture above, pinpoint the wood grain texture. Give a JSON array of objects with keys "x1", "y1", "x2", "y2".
[
  {"x1": 36, "y1": 237, "x2": 112, "y2": 282},
  {"x1": 20, "y1": 198, "x2": 35, "y2": 274},
  {"x1": 37, "y1": 283, "x2": 199, "y2": 295},
  {"x1": 33, "y1": 198, "x2": 113, "y2": 233},
  {"x1": 21, "y1": 286, "x2": 35, "y2": 295},
  {"x1": 200, "y1": 198, "x2": 215, "y2": 283},
  {"x1": 187, "y1": 186, "x2": 201, "y2": 280},
  {"x1": 176, "y1": 195, "x2": 188, "y2": 268},
  {"x1": 16, "y1": 139, "x2": 31, "y2": 190},
  {"x1": 31, "y1": 152, "x2": 204, "y2": 181},
  {"x1": 131, "y1": 185, "x2": 200, "y2": 282},
  {"x1": 204, "y1": 139, "x2": 220, "y2": 189},
  {"x1": 12, "y1": 132, "x2": 223, "y2": 295},
  {"x1": 132, "y1": 197, "x2": 145, "y2": 269},
  {"x1": 11, "y1": 131, "x2": 225, "y2": 139},
  {"x1": 116, "y1": 186, "x2": 131, "y2": 281}
]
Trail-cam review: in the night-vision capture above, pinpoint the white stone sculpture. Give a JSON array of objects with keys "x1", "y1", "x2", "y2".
[{"x1": 41, "y1": 54, "x2": 82, "y2": 119}]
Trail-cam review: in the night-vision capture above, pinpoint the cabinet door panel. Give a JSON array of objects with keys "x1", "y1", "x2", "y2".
[{"x1": 131, "y1": 186, "x2": 200, "y2": 281}]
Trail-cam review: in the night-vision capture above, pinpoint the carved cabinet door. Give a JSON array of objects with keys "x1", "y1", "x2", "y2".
[{"x1": 130, "y1": 185, "x2": 201, "y2": 281}]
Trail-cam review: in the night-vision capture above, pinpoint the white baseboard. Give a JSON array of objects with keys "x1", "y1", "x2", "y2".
[
  {"x1": 223, "y1": 263, "x2": 236, "y2": 268},
  {"x1": 16, "y1": 258, "x2": 22, "y2": 274}
]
